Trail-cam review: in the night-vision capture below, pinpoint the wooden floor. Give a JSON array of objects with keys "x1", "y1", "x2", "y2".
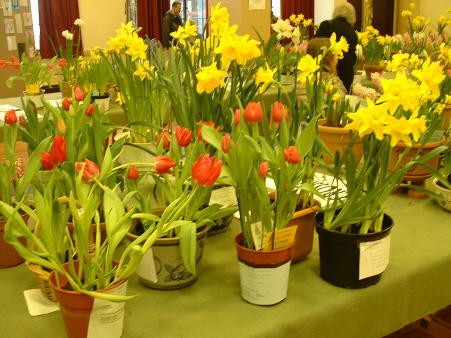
[{"x1": 386, "y1": 306, "x2": 451, "y2": 338}]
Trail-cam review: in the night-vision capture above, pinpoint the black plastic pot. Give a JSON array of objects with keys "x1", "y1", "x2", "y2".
[{"x1": 315, "y1": 212, "x2": 393, "y2": 289}]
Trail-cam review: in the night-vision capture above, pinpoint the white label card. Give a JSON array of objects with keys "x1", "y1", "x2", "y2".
[
  {"x1": 250, "y1": 221, "x2": 266, "y2": 251},
  {"x1": 136, "y1": 248, "x2": 158, "y2": 283},
  {"x1": 238, "y1": 261, "x2": 290, "y2": 305},
  {"x1": 87, "y1": 281, "x2": 127, "y2": 338},
  {"x1": 359, "y1": 235, "x2": 391, "y2": 280},
  {"x1": 209, "y1": 186, "x2": 237, "y2": 207}
]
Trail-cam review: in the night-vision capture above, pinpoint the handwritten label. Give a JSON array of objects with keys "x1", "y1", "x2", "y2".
[
  {"x1": 87, "y1": 281, "x2": 127, "y2": 338},
  {"x1": 238, "y1": 261, "x2": 290, "y2": 305},
  {"x1": 136, "y1": 248, "x2": 158, "y2": 283},
  {"x1": 250, "y1": 221, "x2": 266, "y2": 251},
  {"x1": 209, "y1": 186, "x2": 237, "y2": 207},
  {"x1": 359, "y1": 235, "x2": 391, "y2": 280},
  {"x1": 25, "y1": 84, "x2": 40, "y2": 95},
  {"x1": 263, "y1": 226, "x2": 297, "y2": 251}
]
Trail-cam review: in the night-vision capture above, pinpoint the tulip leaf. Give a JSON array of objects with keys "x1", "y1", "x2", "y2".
[
  {"x1": 179, "y1": 221, "x2": 197, "y2": 275},
  {"x1": 297, "y1": 115, "x2": 319, "y2": 160}
]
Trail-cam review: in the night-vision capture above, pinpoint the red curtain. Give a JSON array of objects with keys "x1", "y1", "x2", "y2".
[
  {"x1": 137, "y1": 0, "x2": 170, "y2": 41},
  {"x1": 282, "y1": 0, "x2": 314, "y2": 37},
  {"x1": 39, "y1": 0, "x2": 82, "y2": 58}
]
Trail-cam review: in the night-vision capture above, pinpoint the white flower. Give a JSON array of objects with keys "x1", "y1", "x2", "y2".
[
  {"x1": 271, "y1": 19, "x2": 294, "y2": 40},
  {"x1": 291, "y1": 27, "x2": 301, "y2": 46},
  {"x1": 74, "y1": 18, "x2": 85, "y2": 26},
  {"x1": 355, "y1": 44, "x2": 363, "y2": 58},
  {"x1": 62, "y1": 30, "x2": 74, "y2": 40}
]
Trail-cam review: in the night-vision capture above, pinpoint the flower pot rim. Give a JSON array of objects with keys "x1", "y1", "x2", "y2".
[
  {"x1": 395, "y1": 136, "x2": 446, "y2": 149},
  {"x1": 317, "y1": 118, "x2": 362, "y2": 138},
  {"x1": 432, "y1": 177, "x2": 451, "y2": 193},
  {"x1": 234, "y1": 232, "x2": 294, "y2": 253},
  {"x1": 126, "y1": 225, "x2": 209, "y2": 245}
]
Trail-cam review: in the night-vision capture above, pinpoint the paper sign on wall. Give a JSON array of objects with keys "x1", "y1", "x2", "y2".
[
  {"x1": 5, "y1": 18, "x2": 15, "y2": 33},
  {"x1": 359, "y1": 235, "x2": 391, "y2": 280},
  {"x1": 3, "y1": 0, "x2": 12, "y2": 16},
  {"x1": 15, "y1": 13, "x2": 23, "y2": 33},
  {"x1": 7, "y1": 36, "x2": 17, "y2": 51},
  {"x1": 19, "y1": 0, "x2": 27, "y2": 6},
  {"x1": 23, "y1": 12, "x2": 32, "y2": 26},
  {"x1": 249, "y1": 0, "x2": 265, "y2": 10}
]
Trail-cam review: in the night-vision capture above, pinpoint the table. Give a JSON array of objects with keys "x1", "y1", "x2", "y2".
[{"x1": 0, "y1": 193, "x2": 450, "y2": 338}]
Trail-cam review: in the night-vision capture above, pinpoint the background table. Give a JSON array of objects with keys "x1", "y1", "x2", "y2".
[{"x1": 0, "y1": 193, "x2": 450, "y2": 338}]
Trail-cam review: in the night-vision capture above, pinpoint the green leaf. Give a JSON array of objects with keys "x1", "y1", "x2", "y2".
[
  {"x1": 297, "y1": 115, "x2": 319, "y2": 159},
  {"x1": 179, "y1": 221, "x2": 197, "y2": 275}
]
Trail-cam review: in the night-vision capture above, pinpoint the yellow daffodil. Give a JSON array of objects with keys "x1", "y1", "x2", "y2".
[
  {"x1": 325, "y1": 83, "x2": 334, "y2": 94},
  {"x1": 409, "y1": 2, "x2": 415, "y2": 9},
  {"x1": 133, "y1": 60, "x2": 154, "y2": 80},
  {"x1": 412, "y1": 58, "x2": 446, "y2": 101},
  {"x1": 211, "y1": 2, "x2": 230, "y2": 36},
  {"x1": 376, "y1": 35, "x2": 386, "y2": 45},
  {"x1": 215, "y1": 32, "x2": 261, "y2": 69},
  {"x1": 256, "y1": 63, "x2": 276, "y2": 94},
  {"x1": 407, "y1": 115, "x2": 426, "y2": 143},
  {"x1": 303, "y1": 18, "x2": 313, "y2": 27},
  {"x1": 386, "y1": 52, "x2": 410, "y2": 72},
  {"x1": 332, "y1": 93, "x2": 341, "y2": 102},
  {"x1": 439, "y1": 43, "x2": 451, "y2": 65},
  {"x1": 125, "y1": 32, "x2": 148, "y2": 61},
  {"x1": 196, "y1": 62, "x2": 228, "y2": 94},
  {"x1": 377, "y1": 71, "x2": 421, "y2": 113},
  {"x1": 329, "y1": 33, "x2": 349, "y2": 59},
  {"x1": 116, "y1": 92, "x2": 125, "y2": 105},
  {"x1": 345, "y1": 99, "x2": 388, "y2": 140},
  {"x1": 296, "y1": 54, "x2": 320, "y2": 84},
  {"x1": 383, "y1": 116, "x2": 414, "y2": 147}
]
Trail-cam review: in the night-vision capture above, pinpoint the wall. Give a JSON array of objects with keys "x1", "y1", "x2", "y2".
[
  {"x1": 78, "y1": 0, "x2": 126, "y2": 51},
  {"x1": 314, "y1": 0, "x2": 334, "y2": 25}
]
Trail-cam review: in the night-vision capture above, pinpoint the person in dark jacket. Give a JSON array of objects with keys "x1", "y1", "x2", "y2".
[
  {"x1": 162, "y1": 1, "x2": 183, "y2": 48},
  {"x1": 315, "y1": 2, "x2": 358, "y2": 93}
]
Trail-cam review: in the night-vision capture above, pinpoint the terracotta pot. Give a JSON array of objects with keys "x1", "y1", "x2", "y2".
[
  {"x1": 60, "y1": 81, "x2": 73, "y2": 98},
  {"x1": 364, "y1": 64, "x2": 386, "y2": 80},
  {"x1": 315, "y1": 212, "x2": 393, "y2": 289},
  {"x1": 317, "y1": 119, "x2": 363, "y2": 164},
  {"x1": 235, "y1": 233, "x2": 293, "y2": 305},
  {"x1": 432, "y1": 178, "x2": 451, "y2": 212},
  {"x1": 389, "y1": 136, "x2": 446, "y2": 184},
  {"x1": 126, "y1": 226, "x2": 208, "y2": 289},
  {"x1": 0, "y1": 213, "x2": 28, "y2": 268},
  {"x1": 442, "y1": 104, "x2": 451, "y2": 130},
  {"x1": 49, "y1": 260, "x2": 127, "y2": 338}
]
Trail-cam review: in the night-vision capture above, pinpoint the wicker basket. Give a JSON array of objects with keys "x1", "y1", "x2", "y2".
[{"x1": 25, "y1": 261, "x2": 57, "y2": 302}]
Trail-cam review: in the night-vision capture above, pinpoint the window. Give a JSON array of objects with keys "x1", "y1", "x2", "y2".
[
  {"x1": 181, "y1": 0, "x2": 206, "y2": 35},
  {"x1": 30, "y1": 0, "x2": 40, "y2": 51},
  {"x1": 272, "y1": 0, "x2": 281, "y2": 19}
]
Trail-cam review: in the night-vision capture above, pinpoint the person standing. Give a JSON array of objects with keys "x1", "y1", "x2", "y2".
[
  {"x1": 162, "y1": 1, "x2": 183, "y2": 49},
  {"x1": 315, "y1": 2, "x2": 358, "y2": 93}
]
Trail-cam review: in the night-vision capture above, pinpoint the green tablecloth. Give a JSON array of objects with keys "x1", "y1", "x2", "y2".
[{"x1": 0, "y1": 193, "x2": 450, "y2": 338}]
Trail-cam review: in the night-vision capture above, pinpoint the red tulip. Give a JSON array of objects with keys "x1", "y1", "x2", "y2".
[
  {"x1": 76, "y1": 159, "x2": 100, "y2": 182},
  {"x1": 221, "y1": 133, "x2": 235, "y2": 153},
  {"x1": 0, "y1": 60, "x2": 8, "y2": 69},
  {"x1": 234, "y1": 109, "x2": 241, "y2": 126},
  {"x1": 127, "y1": 165, "x2": 139, "y2": 180},
  {"x1": 244, "y1": 102, "x2": 262, "y2": 122},
  {"x1": 155, "y1": 155, "x2": 175, "y2": 175},
  {"x1": 258, "y1": 161, "x2": 269, "y2": 177},
  {"x1": 49, "y1": 135, "x2": 66, "y2": 165},
  {"x1": 197, "y1": 121, "x2": 220, "y2": 141},
  {"x1": 157, "y1": 130, "x2": 171, "y2": 149},
  {"x1": 19, "y1": 116, "x2": 26, "y2": 126},
  {"x1": 4, "y1": 109, "x2": 17, "y2": 124},
  {"x1": 48, "y1": 64, "x2": 54, "y2": 70},
  {"x1": 62, "y1": 97, "x2": 72, "y2": 111},
  {"x1": 175, "y1": 126, "x2": 192, "y2": 147},
  {"x1": 40, "y1": 151, "x2": 54, "y2": 170},
  {"x1": 74, "y1": 87, "x2": 84, "y2": 102},
  {"x1": 58, "y1": 59, "x2": 68, "y2": 67},
  {"x1": 85, "y1": 104, "x2": 95, "y2": 116},
  {"x1": 283, "y1": 146, "x2": 300, "y2": 164},
  {"x1": 192, "y1": 154, "x2": 222, "y2": 187},
  {"x1": 10, "y1": 56, "x2": 20, "y2": 69},
  {"x1": 272, "y1": 101, "x2": 288, "y2": 123}
]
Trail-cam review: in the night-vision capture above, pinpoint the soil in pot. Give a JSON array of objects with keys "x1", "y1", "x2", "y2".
[
  {"x1": 315, "y1": 212, "x2": 393, "y2": 289},
  {"x1": 127, "y1": 223, "x2": 208, "y2": 289},
  {"x1": 48, "y1": 260, "x2": 127, "y2": 338},
  {"x1": 234, "y1": 233, "x2": 293, "y2": 306}
]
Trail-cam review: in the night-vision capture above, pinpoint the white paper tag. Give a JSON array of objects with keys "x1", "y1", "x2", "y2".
[
  {"x1": 359, "y1": 235, "x2": 391, "y2": 280},
  {"x1": 250, "y1": 222, "x2": 266, "y2": 251},
  {"x1": 87, "y1": 281, "x2": 128, "y2": 338},
  {"x1": 238, "y1": 261, "x2": 290, "y2": 305},
  {"x1": 23, "y1": 289, "x2": 60, "y2": 316},
  {"x1": 209, "y1": 186, "x2": 237, "y2": 207},
  {"x1": 136, "y1": 248, "x2": 158, "y2": 283}
]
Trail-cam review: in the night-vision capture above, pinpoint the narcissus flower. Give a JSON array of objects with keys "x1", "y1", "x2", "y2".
[
  {"x1": 258, "y1": 161, "x2": 269, "y2": 177},
  {"x1": 196, "y1": 62, "x2": 228, "y2": 94},
  {"x1": 283, "y1": 146, "x2": 301, "y2": 164},
  {"x1": 175, "y1": 126, "x2": 192, "y2": 147},
  {"x1": 155, "y1": 155, "x2": 175, "y2": 175},
  {"x1": 4, "y1": 109, "x2": 17, "y2": 124},
  {"x1": 127, "y1": 165, "x2": 139, "y2": 180},
  {"x1": 192, "y1": 154, "x2": 222, "y2": 186},
  {"x1": 76, "y1": 159, "x2": 100, "y2": 182},
  {"x1": 157, "y1": 130, "x2": 171, "y2": 149},
  {"x1": 256, "y1": 63, "x2": 276, "y2": 94},
  {"x1": 329, "y1": 32, "x2": 349, "y2": 59},
  {"x1": 272, "y1": 101, "x2": 288, "y2": 122},
  {"x1": 244, "y1": 102, "x2": 262, "y2": 122},
  {"x1": 297, "y1": 54, "x2": 320, "y2": 84}
]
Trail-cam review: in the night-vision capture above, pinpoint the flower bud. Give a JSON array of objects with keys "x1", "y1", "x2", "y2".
[{"x1": 57, "y1": 118, "x2": 66, "y2": 134}]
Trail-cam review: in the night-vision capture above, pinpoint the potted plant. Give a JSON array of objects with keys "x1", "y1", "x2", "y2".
[
  {"x1": 432, "y1": 137, "x2": 451, "y2": 211},
  {"x1": 201, "y1": 99, "x2": 320, "y2": 305},
  {"x1": 316, "y1": 91, "x2": 448, "y2": 289},
  {"x1": 0, "y1": 146, "x2": 175, "y2": 338},
  {"x1": 0, "y1": 110, "x2": 49, "y2": 268},
  {"x1": 4, "y1": 53, "x2": 55, "y2": 108},
  {"x1": 358, "y1": 26, "x2": 388, "y2": 79},
  {"x1": 126, "y1": 126, "x2": 236, "y2": 289}
]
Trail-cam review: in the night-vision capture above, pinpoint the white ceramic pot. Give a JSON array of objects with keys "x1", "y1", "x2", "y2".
[{"x1": 433, "y1": 178, "x2": 451, "y2": 212}]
